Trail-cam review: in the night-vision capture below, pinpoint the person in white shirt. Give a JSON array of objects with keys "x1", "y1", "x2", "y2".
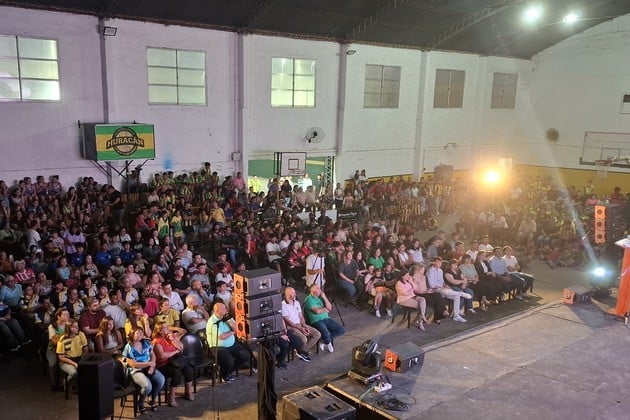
[
  {"x1": 407, "y1": 239, "x2": 424, "y2": 264},
  {"x1": 305, "y1": 247, "x2": 326, "y2": 288},
  {"x1": 478, "y1": 235, "x2": 494, "y2": 253},
  {"x1": 281, "y1": 287, "x2": 320, "y2": 360},
  {"x1": 502, "y1": 246, "x2": 534, "y2": 295},
  {"x1": 181, "y1": 295, "x2": 209, "y2": 334},
  {"x1": 425, "y1": 257, "x2": 471, "y2": 323},
  {"x1": 160, "y1": 282, "x2": 184, "y2": 312},
  {"x1": 102, "y1": 290, "x2": 128, "y2": 330}
]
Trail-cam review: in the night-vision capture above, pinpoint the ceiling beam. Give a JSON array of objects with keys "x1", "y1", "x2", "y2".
[
  {"x1": 425, "y1": 0, "x2": 514, "y2": 50},
  {"x1": 343, "y1": 0, "x2": 412, "y2": 41}
]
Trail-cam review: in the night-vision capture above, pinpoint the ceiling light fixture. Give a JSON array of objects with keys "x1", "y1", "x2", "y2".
[{"x1": 523, "y1": 5, "x2": 543, "y2": 24}]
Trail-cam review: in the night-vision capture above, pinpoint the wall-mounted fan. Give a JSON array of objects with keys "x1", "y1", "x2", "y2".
[
  {"x1": 305, "y1": 127, "x2": 325, "y2": 144},
  {"x1": 546, "y1": 128, "x2": 559, "y2": 141}
]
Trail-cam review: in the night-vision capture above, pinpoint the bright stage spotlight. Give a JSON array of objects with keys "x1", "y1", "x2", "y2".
[
  {"x1": 484, "y1": 170, "x2": 501, "y2": 184},
  {"x1": 592, "y1": 266, "x2": 607, "y2": 278}
]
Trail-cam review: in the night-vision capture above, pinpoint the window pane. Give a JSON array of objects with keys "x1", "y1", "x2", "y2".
[
  {"x1": 148, "y1": 67, "x2": 177, "y2": 85},
  {"x1": 21, "y1": 79, "x2": 59, "y2": 100},
  {"x1": 0, "y1": 78, "x2": 21, "y2": 100},
  {"x1": 366, "y1": 64, "x2": 382, "y2": 80},
  {"x1": 148, "y1": 85, "x2": 177, "y2": 104},
  {"x1": 178, "y1": 86, "x2": 206, "y2": 105},
  {"x1": 382, "y1": 80, "x2": 399, "y2": 95},
  {"x1": 294, "y1": 59, "x2": 315, "y2": 76},
  {"x1": 178, "y1": 69, "x2": 205, "y2": 86},
  {"x1": 294, "y1": 90, "x2": 315, "y2": 107},
  {"x1": 147, "y1": 48, "x2": 176, "y2": 67},
  {"x1": 435, "y1": 69, "x2": 451, "y2": 85},
  {"x1": 382, "y1": 94, "x2": 399, "y2": 108},
  {"x1": 0, "y1": 36, "x2": 17, "y2": 56},
  {"x1": 0, "y1": 58, "x2": 19, "y2": 77},
  {"x1": 364, "y1": 93, "x2": 381, "y2": 108},
  {"x1": 19, "y1": 59, "x2": 59, "y2": 79},
  {"x1": 364, "y1": 79, "x2": 381, "y2": 95},
  {"x1": 271, "y1": 74, "x2": 293, "y2": 90},
  {"x1": 272, "y1": 58, "x2": 293, "y2": 75},
  {"x1": 271, "y1": 89, "x2": 293, "y2": 107},
  {"x1": 18, "y1": 38, "x2": 57, "y2": 59},
  {"x1": 177, "y1": 50, "x2": 205, "y2": 69},
  {"x1": 294, "y1": 75, "x2": 314, "y2": 91},
  {"x1": 383, "y1": 66, "x2": 400, "y2": 81}
]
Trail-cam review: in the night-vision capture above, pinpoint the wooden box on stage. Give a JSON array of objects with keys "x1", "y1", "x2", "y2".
[
  {"x1": 384, "y1": 342, "x2": 424, "y2": 373},
  {"x1": 562, "y1": 285, "x2": 591, "y2": 305},
  {"x1": 281, "y1": 386, "x2": 356, "y2": 420}
]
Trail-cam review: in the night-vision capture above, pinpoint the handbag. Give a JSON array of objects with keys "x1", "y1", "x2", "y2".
[{"x1": 167, "y1": 353, "x2": 188, "y2": 369}]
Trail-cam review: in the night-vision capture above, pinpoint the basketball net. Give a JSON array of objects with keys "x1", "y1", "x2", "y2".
[{"x1": 595, "y1": 159, "x2": 611, "y2": 179}]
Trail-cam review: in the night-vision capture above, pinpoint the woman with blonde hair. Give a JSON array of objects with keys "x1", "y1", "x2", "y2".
[{"x1": 95, "y1": 316, "x2": 124, "y2": 355}]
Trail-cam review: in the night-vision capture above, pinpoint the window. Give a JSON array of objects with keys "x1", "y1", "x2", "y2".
[
  {"x1": 147, "y1": 48, "x2": 206, "y2": 105},
  {"x1": 271, "y1": 58, "x2": 315, "y2": 107},
  {"x1": 364, "y1": 64, "x2": 400, "y2": 108},
  {"x1": 0, "y1": 35, "x2": 60, "y2": 101},
  {"x1": 491, "y1": 72, "x2": 518, "y2": 109},
  {"x1": 433, "y1": 69, "x2": 465, "y2": 108}
]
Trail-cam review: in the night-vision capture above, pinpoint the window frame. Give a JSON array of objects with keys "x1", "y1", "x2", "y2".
[
  {"x1": 0, "y1": 34, "x2": 61, "y2": 102},
  {"x1": 146, "y1": 47, "x2": 207, "y2": 106},
  {"x1": 490, "y1": 72, "x2": 518, "y2": 109},
  {"x1": 363, "y1": 64, "x2": 401, "y2": 109},
  {"x1": 433, "y1": 68, "x2": 465, "y2": 109},
  {"x1": 271, "y1": 57, "x2": 316, "y2": 108}
]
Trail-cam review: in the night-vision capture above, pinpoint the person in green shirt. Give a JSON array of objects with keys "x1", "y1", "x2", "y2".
[{"x1": 302, "y1": 284, "x2": 344, "y2": 353}]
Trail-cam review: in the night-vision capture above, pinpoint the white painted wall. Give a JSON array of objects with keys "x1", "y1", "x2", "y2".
[
  {"x1": 241, "y1": 35, "x2": 339, "y2": 161},
  {"x1": 528, "y1": 14, "x2": 630, "y2": 172},
  {"x1": 2, "y1": 4, "x2": 629, "y2": 189},
  {"x1": 104, "y1": 19, "x2": 238, "y2": 180},
  {"x1": 338, "y1": 44, "x2": 422, "y2": 180},
  {"x1": 0, "y1": 7, "x2": 106, "y2": 187}
]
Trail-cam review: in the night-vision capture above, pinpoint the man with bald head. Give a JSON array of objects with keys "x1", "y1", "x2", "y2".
[
  {"x1": 281, "y1": 286, "x2": 320, "y2": 362},
  {"x1": 206, "y1": 302, "x2": 249, "y2": 382}
]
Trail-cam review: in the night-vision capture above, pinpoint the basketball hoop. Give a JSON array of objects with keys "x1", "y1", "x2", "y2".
[{"x1": 595, "y1": 159, "x2": 612, "y2": 179}]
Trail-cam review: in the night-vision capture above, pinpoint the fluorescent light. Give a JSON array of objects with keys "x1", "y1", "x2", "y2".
[
  {"x1": 563, "y1": 12, "x2": 580, "y2": 24},
  {"x1": 523, "y1": 5, "x2": 543, "y2": 24}
]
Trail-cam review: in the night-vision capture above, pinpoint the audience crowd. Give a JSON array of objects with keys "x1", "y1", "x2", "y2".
[{"x1": 0, "y1": 166, "x2": 628, "y2": 411}]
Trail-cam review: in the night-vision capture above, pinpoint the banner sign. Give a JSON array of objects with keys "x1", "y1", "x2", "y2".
[{"x1": 83, "y1": 123, "x2": 155, "y2": 161}]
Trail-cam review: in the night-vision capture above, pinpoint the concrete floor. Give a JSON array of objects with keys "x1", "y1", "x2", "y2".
[{"x1": 1, "y1": 216, "x2": 626, "y2": 420}]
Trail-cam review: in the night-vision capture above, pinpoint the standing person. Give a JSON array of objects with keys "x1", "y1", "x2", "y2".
[
  {"x1": 303, "y1": 284, "x2": 345, "y2": 353},
  {"x1": 122, "y1": 327, "x2": 164, "y2": 413},
  {"x1": 56, "y1": 320, "x2": 88, "y2": 388},
  {"x1": 305, "y1": 246, "x2": 326, "y2": 288},
  {"x1": 205, "y1": 302, "x2": 250, "y2": 382},
  {"x1": 106, "y1": 185, "x2": 125, "y2": 229},
  {"x1": 152, "y1": 321, "x2": 195, "y2": 405},
  {"x1": 281, "y1": 287, "x2": 320, "y2": 361}
]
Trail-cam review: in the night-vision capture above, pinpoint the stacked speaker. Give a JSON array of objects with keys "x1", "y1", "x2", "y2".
[
  {"x1": 233, "y1": 267, "x2": 283, "y2": 341},
  {"x1": 594, "y1": 204, "x2": 626, "y2": 244},
  {"x1": 594, "y1": 205, "x2": 606, "y2": 244}
]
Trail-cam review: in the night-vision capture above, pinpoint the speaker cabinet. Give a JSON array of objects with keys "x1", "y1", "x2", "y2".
[
  {"x1": 78, "y1": 353, "x2": 114, "y2": 420},
  {"x1": 234, "y1": 292, "x2": 282, "y2": 319},
  {"x1": 234, "y1": 268, "x2": 282, "y2": 298},
  {"x1": 384, "y1": 342, "x2": 424, "y2": 373},
  {"x1": 281, "y1": 386, "x2": 356, "y2": 420},
  {"x1": 235, "y1": 311, "x2": 284, "y2": 341}
]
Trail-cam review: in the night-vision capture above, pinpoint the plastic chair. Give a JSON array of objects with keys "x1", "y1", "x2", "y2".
[
  {"x1": 112, "y1": 359, "x2": 139, "y2": 418},
  {"x1": 181, "y1": 334, "x2": 213, "y2": 392}
]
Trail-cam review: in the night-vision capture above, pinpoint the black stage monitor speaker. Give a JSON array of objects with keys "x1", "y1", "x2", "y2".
[
  {"x1": 282, "y1": 386, "x2": 356, "y2": 420},
  {"x1": 78, "y1": 353, "x2": 114, "y2": 420}
]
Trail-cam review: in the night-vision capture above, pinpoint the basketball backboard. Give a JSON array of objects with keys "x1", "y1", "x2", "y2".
[{"x1": 580, "y1": 131, "x2": 630, "y2": 168}]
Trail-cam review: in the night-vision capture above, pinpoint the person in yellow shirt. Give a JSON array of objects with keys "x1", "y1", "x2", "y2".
[{"x1": 56, "y1": 320, "x2": 88, "y2": 384}]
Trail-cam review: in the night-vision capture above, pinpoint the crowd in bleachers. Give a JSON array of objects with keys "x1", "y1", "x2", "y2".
[{"x1": 0, "y1": 165, "x2": 628, "y2": 413}]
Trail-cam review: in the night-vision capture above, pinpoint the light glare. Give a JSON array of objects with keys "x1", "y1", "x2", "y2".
[
  {"x1": 524, "y1": 5, "x2": 543, "y2": 24},
  {"x1": 484, "y1": 170, "x2": 500, "y2": 184},
  {"x1": 563, "y1": 12, "x2": 579, "y2": 24}
]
